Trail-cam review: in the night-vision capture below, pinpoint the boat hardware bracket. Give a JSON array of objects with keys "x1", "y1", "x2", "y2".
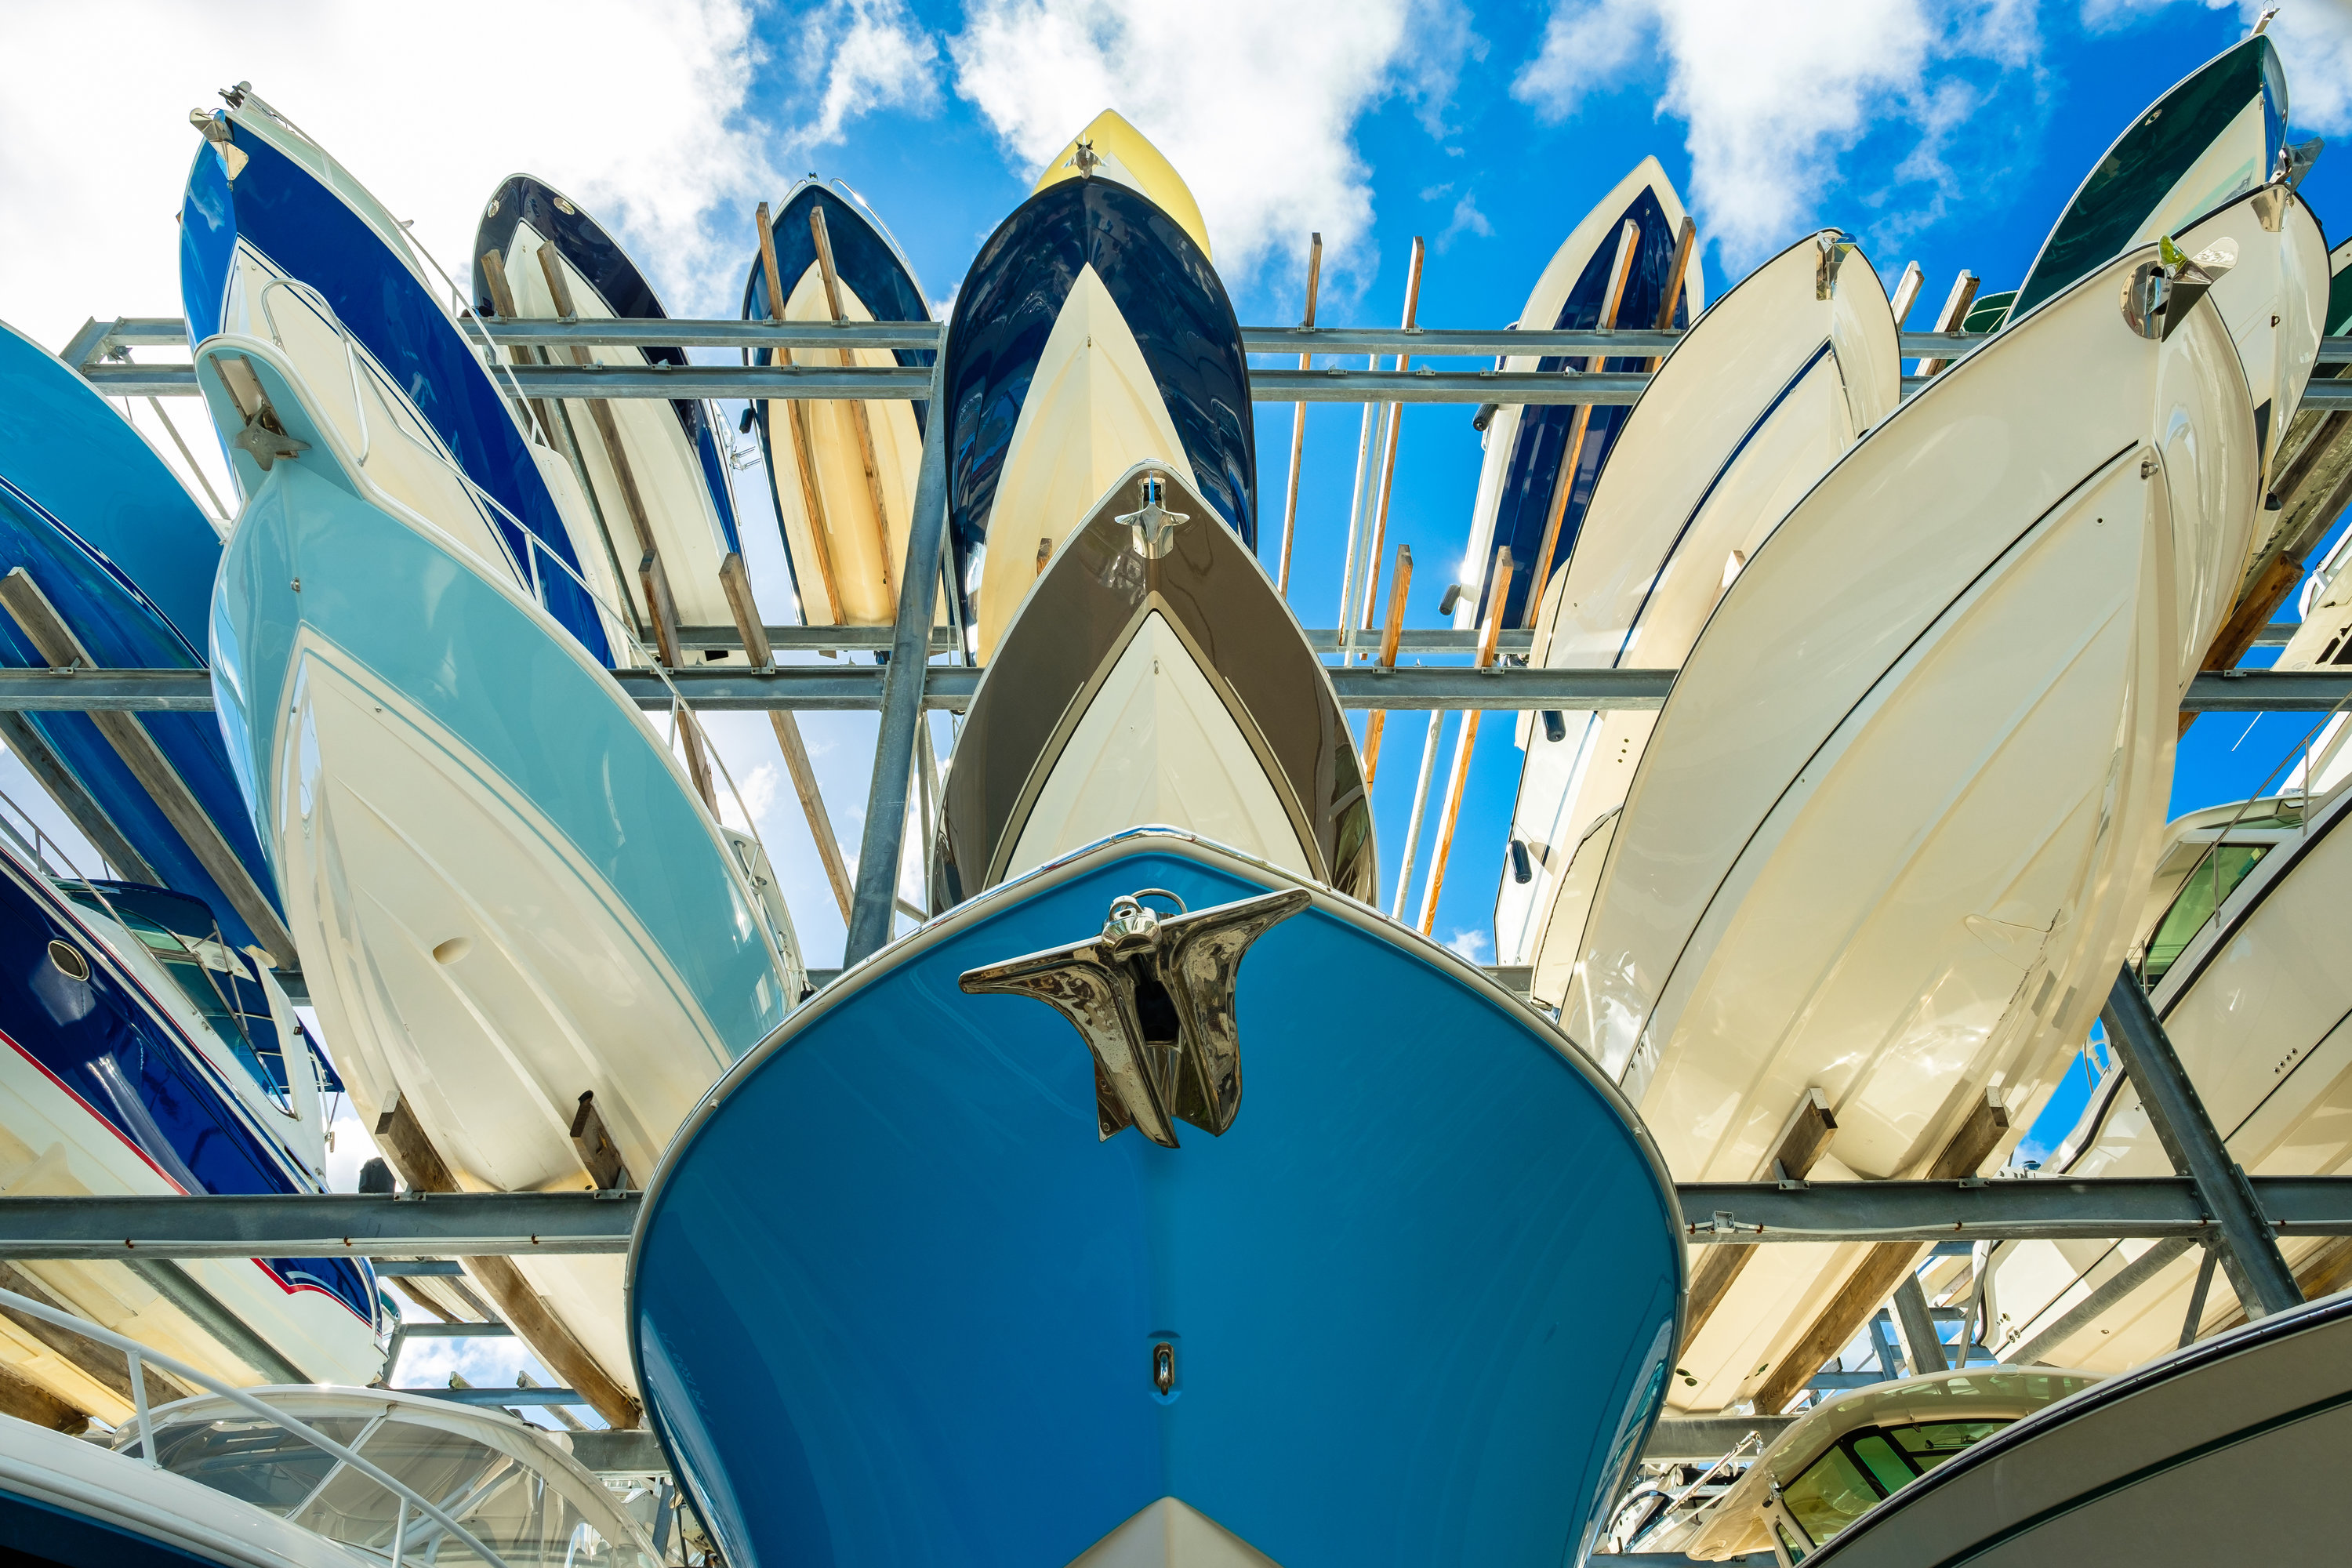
[
  {"x1": 959, "y1": 885, "x2": 1311, "y2": 1147},
  {"x1": 568, "y1": 1091, "x2": 633, "y2": 1195},
  {"x1": 1813, "y1": 230, "x2": 1856, "y2": 300},
  {"x1": 1117, "y1": 474, "x2": 1191, "y2": 560}
]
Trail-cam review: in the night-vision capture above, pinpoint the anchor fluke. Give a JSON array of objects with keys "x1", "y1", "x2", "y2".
[{"x1": 959, "y1": 886, "x2": 1309, "y2": 1146}]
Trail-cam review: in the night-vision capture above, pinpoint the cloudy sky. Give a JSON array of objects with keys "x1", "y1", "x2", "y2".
[{"x1": 3, "y1": 1, "x2": 2350, "y2": 1237}]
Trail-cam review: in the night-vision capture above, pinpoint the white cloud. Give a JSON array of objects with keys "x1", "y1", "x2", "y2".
[
  {"x1": 1446, "y1": 927, "x2": 1490, "y2": 960},
  {"x1": 775, "y1": 0, "x2": 946, "y2": 163},
  {"x1": 715, "y1": 760, "x2": 781, "y2": 833},
  {"x1": 1513, "y1": 1, "x2": 2045, "y2": 263},
  {"x1": 0, "y1": 0, "x2": 918, "y2": 351},
  {"x1": 947, "y1": 0, "x2": 1479, "y2": 290},
  {"x1": 2087, "y1": 2, "x2": 2352, "y2": 131},
  {"x1": 1437, "y1": 190, "x2": 1494, "y2": 250}
]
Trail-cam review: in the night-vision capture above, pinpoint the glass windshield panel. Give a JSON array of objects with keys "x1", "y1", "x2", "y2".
[
  {"x1": 2145, "y1": 844, "x2": 2268, "y2": 983},
  {"x1": 287, "y1": 1420, "x2": 655, "y2": 1567},
  {"x1": 149, "y1": 1416, "x2": 375, "y2": 1513},
  {"x1": 1850, "y1": 1433, "x2": 1915, "y2": 1494},
  {"x1": 1782, "y1": 1445, "x2": 1884, "y2": 1545},
  {"x1": 1887, "y1": 1418, "x2": 2013, "y2": 1472},
  {"x1": 1775, "y1": 1519, "x2": 1810, "y2": 1563}
]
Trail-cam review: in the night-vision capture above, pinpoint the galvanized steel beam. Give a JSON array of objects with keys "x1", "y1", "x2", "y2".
[
  {"x1": 843, "y1": 356, "x2": 950, "y2": 964},
  {"x1": 9, "y1": 1177, "x2": 2352, "y2": 1258},
  {"x1": 1679, "y1": 1174, "x2": 2352, "y2": 1243},
  {"x1": 13, "y1": 666, "x2": 2344, "y2": 715},
  {"x1": 2100, "y1": 967, "x2": 2303, "y2": 1318}
]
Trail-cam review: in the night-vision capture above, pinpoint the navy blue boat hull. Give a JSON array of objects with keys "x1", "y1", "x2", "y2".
[{"x1": 632, "y1": 832, "x2": 1680, "y2": 1568}]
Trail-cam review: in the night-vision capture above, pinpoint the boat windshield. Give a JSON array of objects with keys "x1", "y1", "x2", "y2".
[
  {"x1": 1781, "y1": 1420, "x2": 2013, "y2": 1548},
  {"x1": 57, "y1": 883, "x2": 294, "y2": 1112},
  {"x1": 146, "y1": 1413, "x2": 657, "y2": 1567},
  {"x1": 2143, "y1": 844, "x2": 2270, "y2": 984}
]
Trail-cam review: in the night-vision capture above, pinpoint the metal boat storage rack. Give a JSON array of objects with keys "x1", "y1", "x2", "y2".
[{"x1": 11, "y1": 308, "x2": 2352, "y2": 1490}]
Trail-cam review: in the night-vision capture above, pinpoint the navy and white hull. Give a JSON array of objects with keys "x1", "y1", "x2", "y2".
[{"x1": 631, "y1": 829, "x2": 1683, "y2": 1568}]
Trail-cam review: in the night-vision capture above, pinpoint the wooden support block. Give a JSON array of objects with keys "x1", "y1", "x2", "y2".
[
  {"x1": 567, "y1": 1092, "x2": 633, "y2": 1193},
  {"x1": 1682, "y1": 1089, "x2": 1838, "y2": 1351},
  {"x1": 1751, "y1": 1090, "x2": 2009, "y2": 1414},
  {"x1": 371, "y1": 1099, "x2": 642, "y2": 1428}
]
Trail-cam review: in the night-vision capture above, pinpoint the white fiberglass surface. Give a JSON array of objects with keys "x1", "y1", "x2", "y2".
[
  {"x1": 1007, "y1": 612, "x2": 1312, "y2": 883},
  {"x1": 1497, "y1": 231, "x2": 1899, "y2": 973},
  {"x1": 1569, "y1": 248, "x2": 2252, "y2": 1194},
  {"x1": 275, "y1": 642, "x2": 735, "y2": 1202},
  {"x1": 764, "y1": 259, "x2": 929, "y2": 629},
  {"x1": 1993, "y1": 784, "x2": 2352, "y2": 1371},
  {"x1": 212, "y1": 258, "x2": 520, "y2": 583},
  {"x1": 2170, "y1": 194, "x2": 2327, "y2": 478},
  {"x1": 975, "y1": 265, "x2": 1198, "y2": 662},
  {"x1": 2130, "y1": 95, "x2": 2274, "y2": 255},
  {"x1": 502, "y1": 223, "x2": 740, "y2": 645},
  {"x1": 1453, "y1": 158, "x2": 1701, "y2": 632},
  {"x1": 1066, "y1": 1496, "x2": 1278, "y2": 1567}
]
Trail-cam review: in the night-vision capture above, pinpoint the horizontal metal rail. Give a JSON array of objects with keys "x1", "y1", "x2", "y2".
[
  {"x1": 0, "y1": 1192, "x2": 640, "y2": 1258},
  {"x1": 394, "y1": 1385, "x2": 584, "y2": 1407},
  {"x1": 673, "y1": 624, "x2": 1537, "y2": 656},
  {"x1": 11, "y1": 666, "x2": 2345, "y2": 716},
  {"x1": 8, "y1": 1175, "x2": 2352, "y2": 1257},
  {"x1": 69, "y1": 315, "x2": 2352, "y2": 364},
  {"x1": 1680, "y1": 1175, "x2": 2352, "y2": 1243}
]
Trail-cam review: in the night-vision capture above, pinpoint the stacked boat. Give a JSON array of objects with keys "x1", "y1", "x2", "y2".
[{"x1": 0, "y1": 21, "x2": 2338, "y2": 1568}]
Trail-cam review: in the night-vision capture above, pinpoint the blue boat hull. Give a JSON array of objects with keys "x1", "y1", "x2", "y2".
[
  {"x1": 0, "y1": 324, "x2": 282, "y2": 959},
  {"x1": 632, "y1": 831, "x2": 1682, "y2": 1568}
]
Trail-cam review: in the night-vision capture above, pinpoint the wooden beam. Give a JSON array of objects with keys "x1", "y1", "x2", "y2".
[
  {"x1": 0, "y1": 710, "x2": 158, "y2": 882},
  {"x1": 718, "y1": 554, "x2": 854, "y2": 924},
  {"x1": 1751, "y1": 1090, "x2": 2008, "y2": 1414},
  {"x1": 0, "y1": 1262, "x2": 194, "y2": 1413},
  {"x1": 809, "y1": 205, "x2": 897, "y2": 604},
  {"x1": 0, "y1": 569, "x2": 296, "y2": 967},
  {"x1": 0, "y1": 1357, "x2": 89, "y2": 1433},
  {"x1": 758, "y1": 204, "x2": 848, "y2": 626},
  {"x1": 1682, "y1": 1090, "x2": 1837, "y2": 1351},
  {"x1": 370, "y1": 1099, "x2": 642, "y2": 1429},
  {"x1": 1359, "y1": 545, "x2": 1413, "y2": 782},
  {"x1": 1526, "y1": 220, "x2": 1640, "y2": 628}
]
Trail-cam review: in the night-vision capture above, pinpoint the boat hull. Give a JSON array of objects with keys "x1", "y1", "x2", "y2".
[
  {"x1": 0, "y1": 321, "x2": 285, "y2": 962},
  {"x1": 1497, "y1": 228, "x2": 1898, "y2": 981},
  {"x1": 1460, "y1": 158, "x2": 1700, "y2": 630},
  {"x1": 632, "y1": 831, "x2": 1682, "y2": 1568},
  {"x1": 201, "y1": 339, "x2": 795, "y2": 1414}
]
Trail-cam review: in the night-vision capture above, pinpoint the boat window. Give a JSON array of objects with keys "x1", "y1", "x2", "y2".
[
  {"x1": 59, "y1": 886, "x2": 293, "y2": 1112},
  {"x1": 1780, "y1": 1444, "x2": 1885, "y2": 1545},
  {"x1": 147, "y1": 1416, "x2": 375, "y2": 1514},
  {"x1": 1887, "y1": 1418, "x2": 2012, "y2": 1472},
  {"x1": 285, "y1": 1420, "x2": 655, "y2": 1566},
  {"x1": 1850, "y1": 1433, "x2": 1915, "y2": 1494},
  {"x1": 1773, "y1": 1519, "x2": 1810, "y2": 1563},
  {"x1": 2143, "y1": 844, "x2": 2269, "y2": 984}
]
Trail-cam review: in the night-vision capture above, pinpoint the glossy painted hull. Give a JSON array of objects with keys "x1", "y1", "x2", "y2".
[
  {"x1": 1573, "y1": 244, "x2": 2258, "y2": 1414},
  {"x1": 1496, "y1": 230, "x2": 1899, "y2": 981},
  {"x1": 181, "y1": 93, "x2": 612, "y2": 662},
  {"x1": 2009, "y1": 35, "x2": 2286, "y2": 321},
  {"x1": 0, "y1": 321, "x2": 285, "y2": 961},
  {"x1": 1459, "y1": 158, "x2": 1700, "y2": 630},
  {"x1": 742, "y1": 180, "x2": 933, "y2": 629},
  {"x1": 198, "y1": 336, "x2": 798, "y2": 1406},
  {"x1": 632, "y1": 831, "x2": 1682, "y2": 1568},
  {"x1": 0, "y1": 844, "x2": 375, "y2": 1421},
  {"x1": 474, "y1": 175, "x2": 746, "y2": 655},
  {"x1": 935, "y1": 466, "x2": 1373, "y2": 909},
  {"x1": 946, "y1": 179, "x2": 1256, "y2": 662},
  {"x1": 1808, "y1": 1290, "x2": 2352, "y2": 1567},
  {"x1": 1990, "y1": 781, "x2": 2352, "y2": 1370}
]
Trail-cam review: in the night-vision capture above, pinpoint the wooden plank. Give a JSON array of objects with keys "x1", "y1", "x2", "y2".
[
  {"x1": 0, "y1": 569, "x2": 296, "y2": 967},
  {"x1": 370, "y1": 1099, "x2": 642, "y2": 1429},
  {"x1": 0, "y1": 710, "x2": 158, "y2": 882},
  {"x1": 1682, "y1": 1090, "x2": 1837, "y2": 1351},
  {"x1": 0, "y1": 1357, "x2": 89, "y2": 1433},
  {"x1": 1751, "y1": 1090, "x2": 2009, "y2": 1414},
  {"x1": 809, "y1": 205, "x2": 897, "y2": 603},
  {"x1": 719, "y1": 554, "x2": 853, "y2": 923},
  {"x1": 758, "y1": 205, "x2": 849, "y2": 626}
]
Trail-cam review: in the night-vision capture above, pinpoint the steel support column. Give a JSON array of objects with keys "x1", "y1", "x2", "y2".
[
  {"x1": 2100, "y1": 967, "x2": 2301, "y2": 1318},
  {"x1": 844, "y1": 358, "x2": 949, "y2": 964}
]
